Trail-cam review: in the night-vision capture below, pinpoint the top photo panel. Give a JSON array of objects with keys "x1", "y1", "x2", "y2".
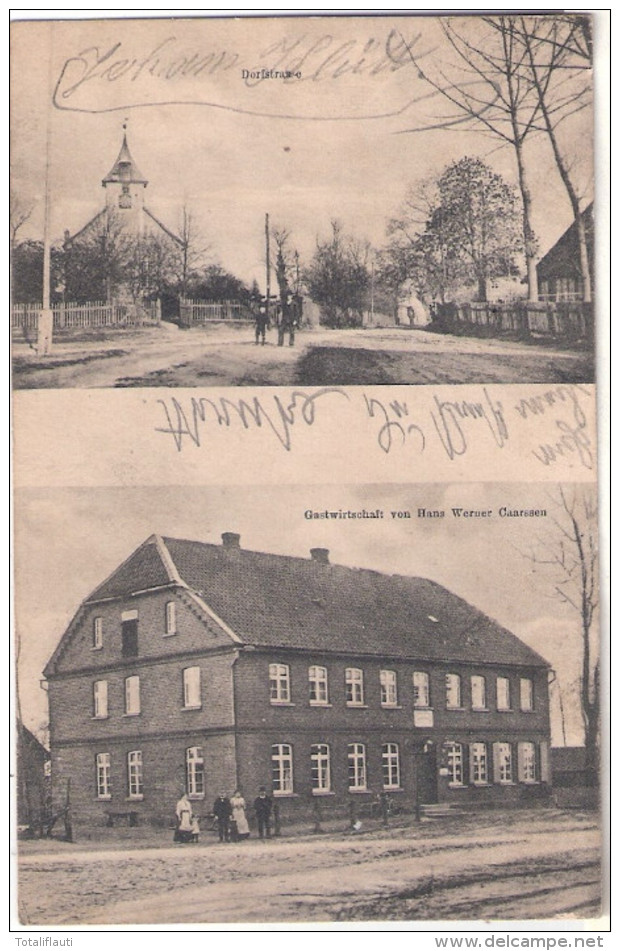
[{"x1": 11, "y1": 13, "x2": 601, "y2": 390}]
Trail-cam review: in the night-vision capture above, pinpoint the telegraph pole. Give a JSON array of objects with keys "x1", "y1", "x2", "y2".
[
  {"x1": 38, "y1": 22, "x2": 55, "y2": 355},
  {"x1": 265, "y1": 213, "x2": 271, "y2": 321}
]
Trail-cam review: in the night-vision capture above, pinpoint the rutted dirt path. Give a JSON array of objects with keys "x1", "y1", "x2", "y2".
[
  {"x1": 18, "y1": 813, "x2": 601, "y2": 925},
  {"x1": 12, "y1": 324, "x2": 594, "y2": 389}
]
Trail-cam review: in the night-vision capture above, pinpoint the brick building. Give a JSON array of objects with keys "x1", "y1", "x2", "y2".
[{"x1": 44, "y1": 533, "x2": 552, "y2": 826}]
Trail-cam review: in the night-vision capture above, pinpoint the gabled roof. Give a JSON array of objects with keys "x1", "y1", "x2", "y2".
[
  {"x1": 83, "y1": 535, "x2": 548, "y2": 669},
  {"x1": 103, "y1": 133, "x2": 148, "y2": 185},
  {"x1": 537, "y1": 203, "x2": 594, "y2": 281}
]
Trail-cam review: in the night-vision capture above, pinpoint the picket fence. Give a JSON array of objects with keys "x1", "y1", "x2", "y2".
[
  {"x1": 435, "y1": 300, "x2": 592, "y2": 343},
  {"x1": 178, "y1": 298, "x2": 252, "y2": 326},
  {"x1": 11, "y1": 300, "x2": 161, "y2": 335}
]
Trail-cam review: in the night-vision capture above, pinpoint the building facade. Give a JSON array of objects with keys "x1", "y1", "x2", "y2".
[
  {"x1": 45, "y1": 534, "x2": 552, "y2": 826},
  {"x1": 537, "y1": 203, "x2": 594, "y2": 302}
]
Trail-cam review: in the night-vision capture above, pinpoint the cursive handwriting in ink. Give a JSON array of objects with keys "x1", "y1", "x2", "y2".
[
  {"x1": 364, "y1": 394, "x2": 426, "y2": 455},
  {"x1": 154, "y1": 388, "x2": 348, "y2": 452},
  {"x1": 531, "y1": 416, "x2": 593, "y2": 470},
  {"x1": 430, "y1": 389, "x2": 508, "y2": 460}
]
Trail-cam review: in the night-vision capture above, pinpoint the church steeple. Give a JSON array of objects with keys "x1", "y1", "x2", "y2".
[
  {"x1": 102, "y1": 126, "x2": 148, "y2": 187},
  {"x1": 102, "y1": 123, "x2": 148, "y2": 217}
]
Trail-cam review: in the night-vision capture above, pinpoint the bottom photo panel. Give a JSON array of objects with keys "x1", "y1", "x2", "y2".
[{"x1": 15, "y1": 482, "x2": 601, "y2": 926}]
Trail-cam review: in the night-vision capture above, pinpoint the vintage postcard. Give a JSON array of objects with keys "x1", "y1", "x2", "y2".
[{"x1": 11, "y1": 11, "x2": 607, "y2": 935}]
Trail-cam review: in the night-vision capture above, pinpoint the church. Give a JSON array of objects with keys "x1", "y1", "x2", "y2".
[{"x1": 62, "y1": 127, "x2": 182, "y2": 303}]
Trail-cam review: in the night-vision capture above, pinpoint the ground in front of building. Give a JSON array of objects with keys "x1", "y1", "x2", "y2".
[{"x1": 17, "y1": 807, "x2": 602, "y2": 925}]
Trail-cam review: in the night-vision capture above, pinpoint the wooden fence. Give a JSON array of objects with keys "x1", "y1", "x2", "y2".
[
  {"x1": 178, "y1": 298, "x2": 252, "y2": 327},
  {"x1": 11, "y1": 300, "x2": 161, "y2": 335},
  {"x1": 435, "y1": 300, "x2": 592, "y2": 344}
]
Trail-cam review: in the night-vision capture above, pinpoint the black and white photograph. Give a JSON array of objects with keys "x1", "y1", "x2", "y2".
[
  {"x1": 10, "y1": 9, "x2": 608, "y2": 939},
  {"x1": 11, "y1": 13, "x2": 598, "y2": 389},
  {"x1": 15, "y1": 483, "x2": 600, "y2": 926}
]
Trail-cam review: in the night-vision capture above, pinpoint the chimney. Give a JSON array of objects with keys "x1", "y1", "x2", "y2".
[
  {"x1": 310, "y1": 548, "x2": 330, "y2": 565},
  {"x1": 221, "y1": 532, "x2": 241, "y2": 549}
]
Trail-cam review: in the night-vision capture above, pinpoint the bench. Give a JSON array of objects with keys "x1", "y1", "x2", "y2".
[{"x1": 105, "y1": 811, "x2": 138, "y2": 827}]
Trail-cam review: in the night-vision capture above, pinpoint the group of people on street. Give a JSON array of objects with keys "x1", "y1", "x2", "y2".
[
  {"x1": 174, "y1": 787, "x2": 273, "y2": 844},
  {"x1": 252, "y1": 294, "x2": 302, "y2": 347}
]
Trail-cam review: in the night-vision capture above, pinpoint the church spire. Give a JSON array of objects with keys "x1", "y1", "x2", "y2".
[{"x1": 102, "y1": 123, "x2": 148, "y2": 187}]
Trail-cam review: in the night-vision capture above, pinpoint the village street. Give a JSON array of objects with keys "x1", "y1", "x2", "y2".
[
  {"x1": 17, "y1": 809, "x2": 602, "y2": 926},
  {"x1": 12, "y1": 323, "x2": 594, "y2": 389}
]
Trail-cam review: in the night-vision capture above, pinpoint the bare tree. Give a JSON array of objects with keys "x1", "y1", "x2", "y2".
[
  {"x1": 177, "y1": 205, "x2": 210, "y2": 295},
  {"x1": 395, "y1": 15, "x2": 588, "y2": 300},
  {"x1": 10, "y1": 189, "x2": 34, "y2": 250},
  {"x1": 516, "y1": 15, "x2": 594, "y2": 301},
  {"x1": 526, "y1": 487, "x2": 600, "y2": 768}
]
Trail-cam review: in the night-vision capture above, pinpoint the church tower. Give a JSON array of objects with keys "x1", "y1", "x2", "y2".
[{"x1": 101, "y1": 126, "x2": 148, "y2": 235}]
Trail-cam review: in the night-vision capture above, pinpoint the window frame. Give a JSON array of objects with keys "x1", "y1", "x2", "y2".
[
  {"x1": 165, "y1": 601, "x2": 177, "y2": 637},
  {"x1": 445, "y1": 673, "x2": 462, "y2": 710},
  {"x1": 124, "y1": 675, "x2": 141, "y2": 716},
  {"x1": 186, "y1": 746, "x2": 205, "y2": 798},
  {"x1": 92, "y1": 616, "x2": 103, "y2": 651},
  {"x1": 495, "y1": 742, "x2": 513, "y2": 784},
  {"x1": 380, "y1": 669, "x2": 398, "y2": 707},
  {"x1": 471, "y1": 675, "x2": 487, "y2": 711},
  {"x1": 182, "y1": 666, "x2": 202, "y2": 709},
  {"x1": 496, "y1": 676, "x2": 512, "y2": 711},
  {"x1": 347, "y1": 742, "x2": 367, "y2": 791},
  {"x1": 382, "y1": 742, "x2": 401, "y2": 790},
  {"x1": 96, "y1": 752, "x2": 111, "y2": 799},
  {"x1": 470, "y1": 742, "x2": 489, "y2": 785},
  {"x1": 518, "y1": 741, "x2": 538, "y2": 783},
  {"x1": 519, "y1": 677, "x2": 534, "y2": 712},
  {"x1": 345, "y1": 667, "x2": 365, "y2": 707},
  {"x1": 121, "y1": 615, "x2": 139, "y2": 658},
  {"x1": 127, "y1": 749, "x2": 143, "y2": 799},
  {"x1": 444, "y1": 741, "x2": 465, "y2": 786},
  {"x1": 310, "y1": 743, "x2": 331, "y2": 794},
  {"x1": 271, "y1": 743, "x2": 294, "y2": 796},
  {"x1": 269, "y1": 663, "x2": 291, "y2": 704},
  {"x1": 93, "y1": 679, "x2": 108, "y2": 719},
  {"x1": 308, "y1": 665, "x2": 329, "y2": 705},
  {"x1": 413, "y1": 671, "x2": 431, "y2": 709}
]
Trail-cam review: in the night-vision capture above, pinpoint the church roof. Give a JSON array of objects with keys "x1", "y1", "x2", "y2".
[{"x1": 102, "y1": 133, "x2": 148, "y2": 186}]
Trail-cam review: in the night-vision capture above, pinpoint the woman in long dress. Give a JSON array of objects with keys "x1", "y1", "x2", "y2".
[{"x1": 230, "y1": 789, "x2": 250, "y2": 840}]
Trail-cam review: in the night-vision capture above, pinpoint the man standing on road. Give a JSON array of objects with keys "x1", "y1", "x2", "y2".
[
  {"x1": 277, "y1": 293, "x2": 298, "y2": 347},
  {"x1": 254, "y1": 297, "x2": 269, "y2": 346},
  {"x1": 213, "y1": 793, "x2": 233, "y2": 843},
  {"x1": 253, "y1": 786, "x2": 273, "y2": 839}
]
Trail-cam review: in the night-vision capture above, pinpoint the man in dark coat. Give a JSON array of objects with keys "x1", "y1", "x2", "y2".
[
  {"x1": 253, "y1": 786, "x2": 273, "y2": 839},
  {"x1": 213, "y1": 794, "x2": 233, "y2": 842},
  {"x1": 254, "y1": 298, "x2": 269, "y2": 345}
]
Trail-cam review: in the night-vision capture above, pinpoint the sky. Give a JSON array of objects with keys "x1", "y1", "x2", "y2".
[
  {"x1": 10, "y1": 13, "x2": 597, "y2": 289},
  {"x1": 14, "y1": 482, "x2": 598, "y2": 747}
]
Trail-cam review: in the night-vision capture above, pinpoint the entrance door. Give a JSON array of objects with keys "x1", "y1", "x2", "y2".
[{"x1": 414, "y1": 745, "x2": 438, "y2": 805}]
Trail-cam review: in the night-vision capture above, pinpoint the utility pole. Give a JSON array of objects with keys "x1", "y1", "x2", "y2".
[
  {"x1": 38, "y1": 21, "x2": 54, "y2": 355},
  {"x1": 265, "y1": 213, "x2": 271, "y2": 322}
]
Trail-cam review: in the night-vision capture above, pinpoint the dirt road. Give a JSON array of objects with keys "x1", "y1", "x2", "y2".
[
  {"x1": 18, "y1": 810, "x2": 602, "y2": 925},
  {"x1": 12, "y1": 323, "x2": 594, "y2": 389}
]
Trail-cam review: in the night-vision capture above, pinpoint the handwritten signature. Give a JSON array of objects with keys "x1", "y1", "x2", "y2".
[
  {"x1": 153, "y1": 384, "x2": 594, "y2": 471},
  {"x1": 51, "y1": 27, "x2": 495, "y2": 127},
  {"x1": 154, "y1": 389, "x2": 348, "y2": 452}
]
